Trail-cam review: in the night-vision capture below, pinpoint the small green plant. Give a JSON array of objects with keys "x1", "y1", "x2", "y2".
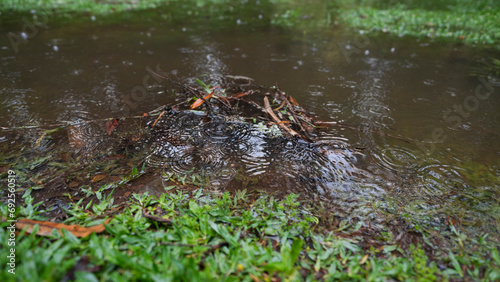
[
  {"x1": 1, "y1": 187, "x2": 499, "y2": 280},
  {"x1": 272, "y1": 7, "x2": 301, "y2": 27},
  {"x1": 195, "y1": 78, "x2": 212, "y2": 94},
  {"x1": 410, "y1": 244, "x2": 439, "y2": 280},
  {"x1": 18, "y1": 188, "x2": 46, "y2": 220}
]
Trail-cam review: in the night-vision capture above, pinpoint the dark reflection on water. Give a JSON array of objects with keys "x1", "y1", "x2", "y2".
[{"x1": 0, "y1": 6, "x2": 499, "y2": 232}]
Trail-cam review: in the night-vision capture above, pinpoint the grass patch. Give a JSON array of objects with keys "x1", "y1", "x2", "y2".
[
  {"x1": 1, "y1": 185, "x2": 499, "y2": 280},
  {"x1": 0, "y1": 0, "x2": 172, "y2": 14},
  {"x1": 334, "y1": 0, "x2": 500, "y2": 46},
  {"x1": 3, "y1": 0, "x2": 498, "y2": 46}
]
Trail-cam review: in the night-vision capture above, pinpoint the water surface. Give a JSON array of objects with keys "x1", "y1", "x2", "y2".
[{"x1": 1, "y1": 3, "x2": 499, "y2": 235}]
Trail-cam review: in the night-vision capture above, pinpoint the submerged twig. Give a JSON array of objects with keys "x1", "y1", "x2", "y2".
[
  {"x1": 263, "y1": 96, "x2": 300, "y2": 138},
  {"x1": 151, "y1": 110, "x2": 165, "y2": 127},
  {"x1": 275, "y1": 87, "x2": 313, "y2": 141}
]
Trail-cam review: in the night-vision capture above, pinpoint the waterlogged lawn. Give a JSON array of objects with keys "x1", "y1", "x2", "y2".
[
  {"x1": 334, "y1": 0, "x2": 500, "y2": 46},
  {"x1": 2, "y1": 0, "x2": 499, "y2": 46},
  {"x1": 0, "y1": 0, "x2": 170, "y2": 14},
  {"x1": 1, "y1": 0, "x2": 500, "y2": 280},
  {"x1": 1, "y1": 187, "x2": 499, "y2": 281}
]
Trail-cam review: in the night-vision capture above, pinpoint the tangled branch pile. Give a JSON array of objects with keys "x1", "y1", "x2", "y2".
[{"x1": 150, "y1": 75, "x2": 333, "y2": 142}]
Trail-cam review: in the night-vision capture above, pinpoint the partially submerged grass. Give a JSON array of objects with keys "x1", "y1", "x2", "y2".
[
  {"x1": 1, "y1": 125, "x2": 499, "y2": 280},
  {"x1": 0, "y1": 0, "x2": 170, "y2": 14},
  {"x1": 333, "y1": 0, "x2": 500, "y2": 46},
  {"x1": 2, "y1": 0, "x2": 499, "y2": 46},
  {"x1": 1, "y1": 185, "x2": 499, "y2": 280}
]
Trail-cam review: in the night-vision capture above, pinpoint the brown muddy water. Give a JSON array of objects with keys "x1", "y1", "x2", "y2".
[{"x1": 0, "y1": 6, "x2": 499, "y2": 236}]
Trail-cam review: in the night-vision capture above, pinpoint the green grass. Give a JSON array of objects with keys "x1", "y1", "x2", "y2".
[
  {"x1": 2, "y1": 0, "x2": 499, "y2": 46},
  {"x1": 0, "y1": 0, "x2": 240, "y2": 14},
  {"x1": 1, "y1": 186, "x2": 499, "y2": 281},
  {"x1": 0, "y1": 0, "x2": 173, "y2": 14},
  {"x1": 334, "y1": 0, "x2": 500, "y2": 46}
]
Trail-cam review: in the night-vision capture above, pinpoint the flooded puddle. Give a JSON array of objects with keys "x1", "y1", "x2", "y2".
[{"x1": 1, "y1": 3, "x2": 499, "y2": 236}]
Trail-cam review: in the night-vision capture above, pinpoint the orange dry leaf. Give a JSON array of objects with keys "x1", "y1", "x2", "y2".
[
  {"x1": 231, "y1": 91, "x2": 250, "y2": 98},
  {"x1": 35, "y1": 132, "x2": 47, "y2": 148},
  {"x1": 15, "y1": 218, "x2": 111, "y2": 237},
  {"x1": 91, "y1": 174, "x2": 106, "y2": 183},
  {"x1": 105, "y1": 118, "x2": 118, "y2": 136},
  {"x1": 190, "y1": 92, "x2": 214, "y2": 109},
  {"x1": 289, "y1": 96, "x2": 299, "y2": 106},
  {"x1": 277, "y1": 120, "x2": 290, "y2": 125}
]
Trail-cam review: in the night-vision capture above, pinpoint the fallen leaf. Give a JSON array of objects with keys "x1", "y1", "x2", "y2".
[
  {"x1": 105, "y1": 118, "x2": 118, "y2": 136},
  {"x1": 67, "y1": 125, "x2": 85, "y2": 148},
  {"x1": 289, "y1": 96, "x2": 299, "y2": 106},
  {"x1": 14, "y1": 218, "x2": 110, "y2": 237},
  {"x1": 91, "y1": 174, "x2": 106, "y2": 183},
  {"x1": 231, "y1": 91, "x2": 250, "y2": 99},
  {"x1": 35, "y1": 132, "x2": 47, "y2": 148},
  {"x1": 359, "y1": 254, "x2": 369, "y2": 265},
  {"x1": 190, "y1": 91, "x2": 214, "y2": 110}
]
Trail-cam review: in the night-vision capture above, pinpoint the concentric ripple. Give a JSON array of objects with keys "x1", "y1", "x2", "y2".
[
  {"x1": 373, "y1": 145, "x2": 420, "y2": 174},
  {"x1": 146, "y1": 110, "x2": 374, "y2": 203}
]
